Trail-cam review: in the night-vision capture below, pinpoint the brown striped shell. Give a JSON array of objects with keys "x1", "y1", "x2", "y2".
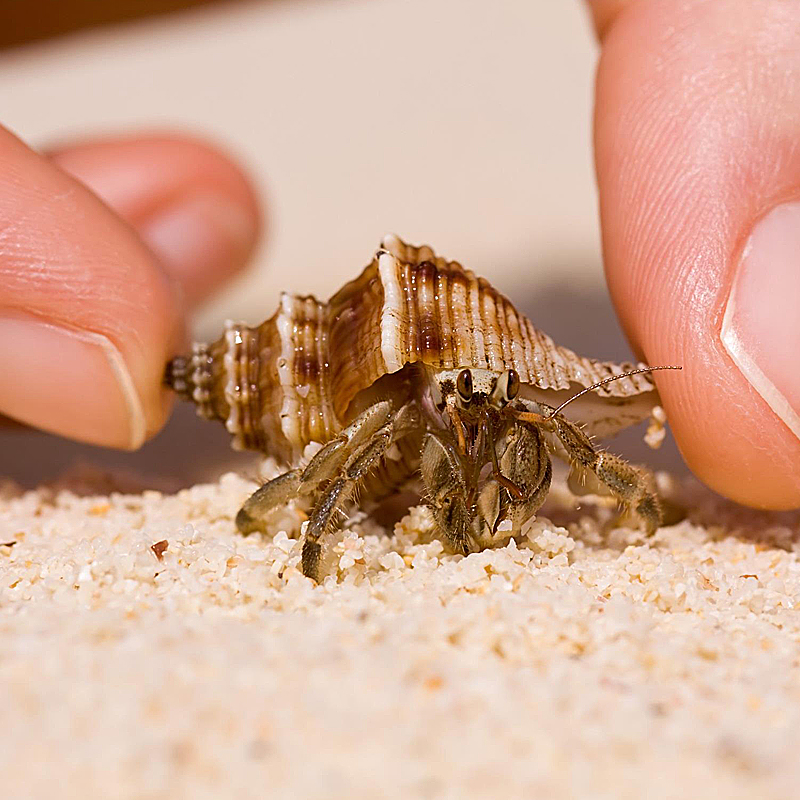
[{"x1": 166, "y1": 234, "x2": 657, "y2": 462}]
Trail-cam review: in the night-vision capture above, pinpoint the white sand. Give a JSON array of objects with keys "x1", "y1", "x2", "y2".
[{"x1": 2, "y1": 465, "x2": 800, "y2": 800}]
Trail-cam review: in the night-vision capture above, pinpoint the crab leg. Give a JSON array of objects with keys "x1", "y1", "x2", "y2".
[{"x1": 300, "y1": 402, "x2": 419, "y2": 582}]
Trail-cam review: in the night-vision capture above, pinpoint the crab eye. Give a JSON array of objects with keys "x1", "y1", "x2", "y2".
[
  {"x1": 505, "y1": 369, "x2": 520, "y2": 401},
  {"x1": 492, "y1": 369, "x2": 520, "y2": 405},
  {"x1": 456, "y1": 369, "x2": 473, "y2": 402}
]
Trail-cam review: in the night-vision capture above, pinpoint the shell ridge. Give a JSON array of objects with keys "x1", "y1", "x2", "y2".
[
  {"x1": 297, "y1": 296, "x2": 316, "y2": 443},
  {"x1": 221, "y1": 321, "x2": 244, "y2": 448},
  {"x1": 517, "y1": 309, "x2": 536, "y2": 385},
  {"x1": 244, "y1": 322, "x2": 268, "y2": 451},
  {"x1": 467, "y1": 272, "x2": 488, "y2": 368},
  {"x1": 478, "y1": 278, "x2": 504, "y2": 371},
  {"x1": 447, "y1": 268, "x2": 471, "y2": 368},
  {"x1": 413, "y1": 259, "x2": 441, "y2": 365},
  {"x1": 504, "y1": 304, "x2": 529, "y2": 383},
  {"x1": 438, "y1": 268, "x2": 457, "y2": 370},
  {"x1": 377, "y1": 251, "x2": 405, "y2": 374},
  {"x1": 493, "y1": 288, "x2": 515, "y2": 371},
  {"x1": 399, "y1": 261, "x2": 416, "y2": 362},
  {"x1": 276, "y1": 293, "x2": 302, "y2": 457},
  {"x1": 315, "y1": 297, "x2": 335, "y2": 436}
]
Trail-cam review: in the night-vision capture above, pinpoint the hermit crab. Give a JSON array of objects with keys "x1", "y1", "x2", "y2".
[{"x1": 165, "y1": 235, "x2": 674, "y2": 582}]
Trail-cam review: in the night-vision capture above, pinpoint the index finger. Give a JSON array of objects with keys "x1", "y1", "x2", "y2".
[{"x1": 0, "y1": 126, "x2": 182, "y2": 448}]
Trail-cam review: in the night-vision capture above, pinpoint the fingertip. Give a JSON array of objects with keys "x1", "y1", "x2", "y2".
[
  {"x1": 49, "y1": 132, "x2": 263, "y2": 307},
  {"x1": 0, "y1": 125, "x2": 183, "y2": 448},
  {"x1": 653, "y1": 354, "x2": 800, "y2": 510},
  {"x1": 592, "y1": 0, "x2": 800, "y2": 509}
]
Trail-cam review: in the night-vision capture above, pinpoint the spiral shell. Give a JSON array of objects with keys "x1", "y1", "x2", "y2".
[{"x1": 166, "y1": 234, "x2": 655, "y2": 462}]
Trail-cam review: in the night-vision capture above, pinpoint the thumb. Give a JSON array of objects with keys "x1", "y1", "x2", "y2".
[{"x1": 590, "y1": 0, "x2": 800, "y2": 508}]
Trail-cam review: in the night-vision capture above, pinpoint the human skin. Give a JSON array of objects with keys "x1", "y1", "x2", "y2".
[
  {"x1": 1, "y1": 0, "x2": 799, "y2": 509},
  {"x1": 587, "y1": 0, "x2": 800, "y2": 508},
  {"x1": 0, "y1": 130, "x2": 260, "y2": 449}
]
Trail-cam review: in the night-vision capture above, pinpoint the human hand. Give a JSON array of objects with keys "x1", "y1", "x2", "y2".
[
  {"x1": 0, "y1": 128, "x2": 260, "y2": 450},
  {"x1": 588, "y1": 0, "x2": 800, "y2": 509}
]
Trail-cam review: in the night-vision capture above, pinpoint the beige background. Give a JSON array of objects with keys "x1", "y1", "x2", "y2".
[{"x1": 0, "y1": 0, "x2": 686, "y2": 483}]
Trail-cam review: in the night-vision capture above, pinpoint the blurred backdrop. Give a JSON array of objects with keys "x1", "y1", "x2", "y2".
[{"x1": 0, "y1": 0, "x2": 687, "y2": 487}]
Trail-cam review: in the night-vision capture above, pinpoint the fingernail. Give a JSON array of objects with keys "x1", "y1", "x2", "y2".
[
  {"x1": 0, "y1": 312, "x2": 146, "y2": 448},
  {"x1": 141, "y1": 192, "x2": 257, "y2": 306},
  {"x1": 721, "y1": 201, "x2": 800, "y2": 440}
]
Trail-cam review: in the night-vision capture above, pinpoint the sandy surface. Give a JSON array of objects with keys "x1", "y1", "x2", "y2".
[{"x1": 2, "y1": 462, "x2": 800, "y2": 800}]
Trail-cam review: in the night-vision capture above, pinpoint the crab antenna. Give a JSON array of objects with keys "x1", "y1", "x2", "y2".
[{"x1": 546, "y1": 365, "x2": 682, "y2": 419}]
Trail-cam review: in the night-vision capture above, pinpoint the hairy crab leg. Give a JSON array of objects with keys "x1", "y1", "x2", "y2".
[
  {"x1": 518, "y1": 399, "x2": 662, "y2": 534},
  {"x1": 235, "y1": 400, "x2": 397, "y2": 536},
  {"x1": 420, "y1": 432, "x2": 476, "y2": 557},
  {"x1": 301, "y1": 402, "x2": 420, "y2": 581}
]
